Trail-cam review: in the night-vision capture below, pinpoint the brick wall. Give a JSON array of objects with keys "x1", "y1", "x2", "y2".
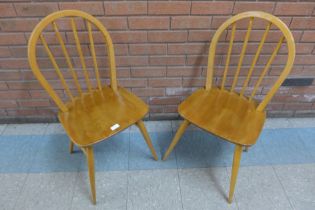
[{"x1": 0, "y1": 0, "x2": 315, "y2": 123}]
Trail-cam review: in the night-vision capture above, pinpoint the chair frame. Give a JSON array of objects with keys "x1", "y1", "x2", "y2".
[
  {"x1": 163, "y1": 11, "x2": 295, "y2": 203},
  {"x1": 28, "y1": 10, "x2": 158, "y2": 204}
]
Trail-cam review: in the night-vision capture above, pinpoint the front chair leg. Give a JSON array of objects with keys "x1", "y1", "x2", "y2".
[
  {"x1": 136, "y1": 120, "x2": 158, "y2": 161},
  {"x1": 162, "y1": 120, "x2": 190, "y2": 161},
  {"x1": 85, "y1": 146, "x2": 96, "y2": 204},
  {"x1": 228, "y1": 144, "x2": 243, "y2": 203}
]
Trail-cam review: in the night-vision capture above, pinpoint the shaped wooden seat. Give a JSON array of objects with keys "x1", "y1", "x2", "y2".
[
  {"x1": 163, "y1": 11, "x2": 295, "y2": 203},
  {"x1": 179, "y1": 88, "x2": 265, "y2": 146},
  {"x1": 59, "y1": 86, "x2": 148, "y2": 146},
  {"x1": 28, "y1": 10, "x2": 158, "y2": 204}
]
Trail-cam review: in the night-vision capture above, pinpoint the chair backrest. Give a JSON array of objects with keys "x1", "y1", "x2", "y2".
[
  {"x1": 205, "y1": 11, "x2": 295, "y2": 111},
  {"x1": 28, "y1": 10, "x2": 117, "y2": 112}
]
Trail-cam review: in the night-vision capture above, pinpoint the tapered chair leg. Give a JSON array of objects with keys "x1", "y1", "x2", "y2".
[
  {"x1": 228, "y1": 144, "x2": 243, "y2": 203},
  {"x1": 85, "y1": 146, "x2": 96, "y2": 204},
  {"x1": 136, "y1": 120, "x2": 158, "y2": 161},
  {"x1": 162, "y1": 120, "x2": 190, "y2": 161},
  {"x1": 69, "y1": 141, "x2": 74, "y2": 154}
]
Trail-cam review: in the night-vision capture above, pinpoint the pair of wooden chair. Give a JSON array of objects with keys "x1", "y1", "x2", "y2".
[{"x1": 28, "y1": 10, "x2": 295, "y2": 204}]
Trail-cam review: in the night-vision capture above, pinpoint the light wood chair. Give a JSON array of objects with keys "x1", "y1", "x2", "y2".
[
  {"x1": 28, "y1": 10, "x2": 158, "y2": 204},
  {"x1": 163, "y1": 11, "x2": 295, "y2": 203}
]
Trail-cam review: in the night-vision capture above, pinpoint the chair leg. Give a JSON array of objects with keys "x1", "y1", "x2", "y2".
[
  {"x1": 243, "y1": 146, "x2": 249, "y2": 152},
  {"x1": 162, "y1": 119, "x2": 190, "y2": 161},
  {"x1": 69, "y1": 141, "x2": 74, "y2": 154},
  {"x1": 85, "y1": 146, "x2": 96, "y2": 204},
  {"x1": 136, "y1": 120, "x2": 158, "y2": 161},
  {"x1": 228, "y1": 144, "x2": 243, "y2": 203}
]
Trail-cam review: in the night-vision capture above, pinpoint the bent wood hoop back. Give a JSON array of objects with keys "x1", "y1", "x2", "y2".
[
  {"x1": 206, "y1": 11, "x2": 296, "y2": 112},
  {"x1": 28, "y1": 10, "x2": 117, "y2": 113}
]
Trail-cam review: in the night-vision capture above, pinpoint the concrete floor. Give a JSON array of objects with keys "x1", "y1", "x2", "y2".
[{"x1": 0, "y1": 118, "x2": 314, "y2": 210}]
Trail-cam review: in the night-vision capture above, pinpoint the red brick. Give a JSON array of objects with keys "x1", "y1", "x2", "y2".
[
  {"x1": 183, "y1": 78, "x2": 206, "y2": 87},
  {"x1": 164, "y1": 106, "x2": 178, "y2": 113},
  {"x1": 116, "y1": 56, "x2": 148, "y2": 67},
  {"x1": 167, "y1": 66, "x2": 202, "y2": 77},
  {"x1": 192, "y1": 1, "x2": 234, "y2": 15},
  {"x1": 0, "y1": 3, "x2": 16, "y2": 17},
  {"x1": 104, "y1": 2, "x2": 147, "y2": 16},
  {"x1": 149, "y1": 78, "x2": 182, "y2": 87},
  {"x1": 0, "y1": 47, "x2": 10, "y2": 57},
  {"x1": 168, "y1": 43, "x2": 208, "y2": 55},
  {"x1": 7, "y1": 109, "x2": 39, "y2": 117},
  {"x1": 15, "y1": 3, "x2": 59, "y2": 17},
  {"x1": 118, "y1": 79, "x2": 147, "y2": 88},
  {"x1": 148, "y1": 31, "x2": 187, "y2": 43},
  {"x1": 0, "y1": 33, "x2": 26, "y2": 45},
  {"x1": 0, "y1": 100, "x2": 17, "y2": 108},
  {"x1": 275, "y1": 3, "x2": 315, "y2": 16},
  {"x1": 0, "y1": 90, "x2": 30, "y2": 99},
  {"x1": 291, "y1": 17, "x2": 315, "y2": 30},
  {"x1": 149, "y1": 97, "x2": 181, "y2": 105},
  {"x1": 111, "y1": 31, "x2": 147, "y2": 43},
  {"x1": 19, "y1": 100, "x2": 51, "y2": 107},
  {"x1": 59, "y1": 2, "x2": 104, "y2": 16},
  {"x1": 129, "y1": 44, "x2": 167, "y2": 55},
  {"x1": 131, "y1": 67, "x2": 166, "y2": 77},
  {"x1": 99, "y1": 17, "x2": 128, "y2": 30},
  {"x1": 188, "y1": 30, "x2": 215, "y2": 42},
  {"x1": 233, "y1": 2, "x2": 275, "y2": 14},
  {"x1": 7, "y1": 81, "x2": 42, "y2": 90},
  {"x1": 301, "y1": 31, "x2": 315, "y2": 42},
  {"x1": 0, "y1": 59, "x2": 29, "y2": 69},
  {"x1": 129, "y1": 17, "x2": 169, "y2": 30},
  {"x1": 132, "y1": 88, "x2": 165, "y2": 97},
  {"x1": 0, "y1": 71, "x2": 21, "y2": 80},
  {"x1": 148, "y1": 1, "x2": 190, "y2": 15},
  {"x1": 186, "y1": 55, "x2": 208, "y2": 66},
  {"x1": 0, "y1": 18, "x2": 38, "y2": 32},
  {"x1": 171, "y1": 16, "x2": 212, "y2": 29},
  {"x1": 149, "y1": 56, "x2": 186, "y2": 66},
  {"x1": 0, "y1": 82, "x2": 8, "y2": 90}
]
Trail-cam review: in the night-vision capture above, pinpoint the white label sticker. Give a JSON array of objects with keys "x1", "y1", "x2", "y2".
[{"x1": 110, "y1": 123, "x2": 120, "y2": 131}]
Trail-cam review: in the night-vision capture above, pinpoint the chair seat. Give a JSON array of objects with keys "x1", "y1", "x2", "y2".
[
  {"x1": 179, "y1": 88, "x2": 266, "y2": 146},
  {"x1": 58, "y1": 86, "x2": 148, "y2": 146}
]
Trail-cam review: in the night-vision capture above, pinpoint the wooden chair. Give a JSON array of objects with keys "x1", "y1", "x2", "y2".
[
  {"x1": 162, "y1": 11, "x2": 295, "y2": 203},
  {"x1": 28, "y1": 10, "x2": 158, "y2": 204}
]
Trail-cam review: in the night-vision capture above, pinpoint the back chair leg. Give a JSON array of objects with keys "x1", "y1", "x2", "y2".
[
  {"x1": 243, "y1": 146, "x2": 249, "y2": 152},
  {"x1": 69, "y1": 141, "x2": 74, "y2": 154},
  {"x1": 162, "y1": 120, "x2": 190, "y2": 161},
  {"x1": 85, "y1": 146, "x2": 96, "y2": 205},
  {"x1": 136, "y1": 120, "x2": 158, "y2": 161},
  {"x1": 228, "y1": 144, "x2": 243, "y2": 203}
]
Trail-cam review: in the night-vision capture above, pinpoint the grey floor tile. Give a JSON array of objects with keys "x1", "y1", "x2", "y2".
[
  {"x1": 3, "y1": 123, "x2": 48, "y2": 136},
  {"x1": 44, "y1": 123, "x2": 66, "y2": 135},
  {"x1": 0, "y1": 173, "x2": 27, "y2": 210},
  {"x1": 14, "y1": 172, "x2": 77, "y2": 210},
  {"x1": 127, "y1": 169, "x2": 182, "y2": 210},
  {"x1": 179, "y1": 167, "x2": 237, "y2": 210},
  {"x1": 71, "y1": 171, "x2": 127, "y2": 210},
  {"x1": 287, "y1": 118, "x2": 315, "y2": 128},
  {"x1": 274, "y1": 164, "x2": 315, "y2": 210},
  {"x1": 175, "y1": 131, "x2": 226, "y2": 168},
  {"x1": 264, "y1": 118, "x2": 291, "y2": 129},
  {"x1": 227, "y1": 166, "x2": 293, "y2": 210},
  {"x1": 130, "y1": 121, "x2": 172, "y2": 133},
  {"x1": 0, "y1": 124, "x2": 7, "y2": 135},
  {"x1": 129, "y1": 131, "x2": 177, "y2": 170}
]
